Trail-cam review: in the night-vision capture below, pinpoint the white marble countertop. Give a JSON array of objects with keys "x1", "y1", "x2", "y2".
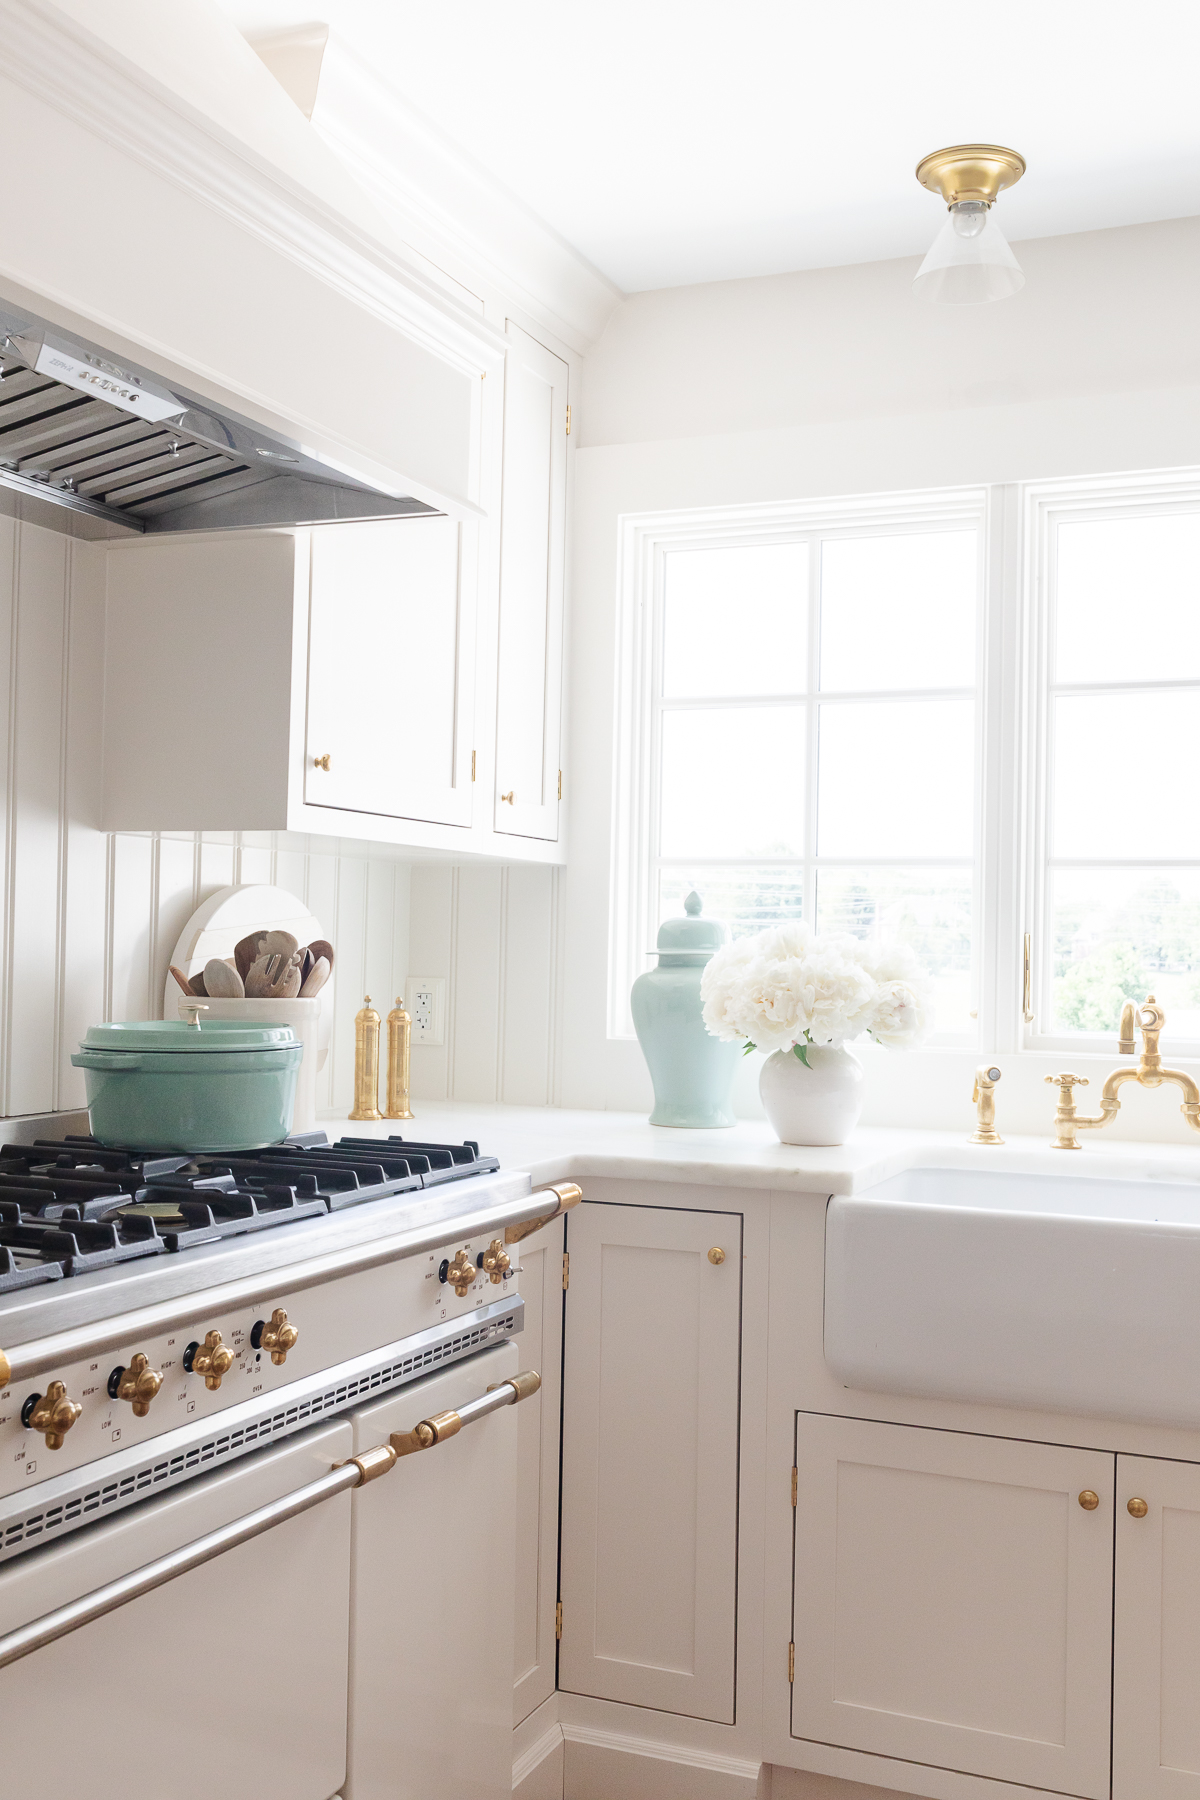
[{"x1": 321, "y1": 1102, "x2": 1200, "y2": 1196}]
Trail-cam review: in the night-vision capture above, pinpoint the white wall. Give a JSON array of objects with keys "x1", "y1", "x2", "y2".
[
  {"x1": 545, "y1": 216, "x2": 1200, "y2": 1135},
  {"x1": 0, "y1": 514, "x2": 410, "y2": 1129}
]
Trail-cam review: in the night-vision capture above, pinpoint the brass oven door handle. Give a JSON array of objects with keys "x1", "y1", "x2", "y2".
[
  {"x1": 0, "y1": 1370, "x2": 541, "y2": 1671},
  {"x1": 504, "y1": 1182, "x2": 582, "y2": 1246}
]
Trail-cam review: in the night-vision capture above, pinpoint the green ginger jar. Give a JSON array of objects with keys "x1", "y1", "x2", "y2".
[{"x1": 630, "y1": 891, "x2": 738, "y2": 1127}]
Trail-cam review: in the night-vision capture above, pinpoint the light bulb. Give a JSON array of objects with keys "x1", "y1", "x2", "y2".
[{"x1": 950, "y1": 201, "x2": 988, "y2": 239}]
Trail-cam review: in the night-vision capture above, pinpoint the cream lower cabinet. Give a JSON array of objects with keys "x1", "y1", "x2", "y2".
[
  {"x1": 792, "y1": 1415, "x2": 1115, "y2": 1798},
  {"x1": 1114, "y1": 1453, "x2": 1200, "y2": 1798},
  {"x1": 558, "y1": 1200, "x2": 742, "y2": 1722}
]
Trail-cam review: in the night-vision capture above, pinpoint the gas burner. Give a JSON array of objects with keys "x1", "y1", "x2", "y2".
[{"x1": 0, "y1": 1133, "x2": 501, "y2": 1285}]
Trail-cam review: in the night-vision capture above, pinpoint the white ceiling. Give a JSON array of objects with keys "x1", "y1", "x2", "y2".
[{"x1": 220, "y1": 0, "x2": 1200, "y2": 294}]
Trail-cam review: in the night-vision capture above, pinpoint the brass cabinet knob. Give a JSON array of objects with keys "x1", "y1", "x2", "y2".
[
  {"x1": 1128, "y1": 1496, "x2": 1150, "y2": 1519},
  {"x1": 500, "y1": 791, "x2": 514, "y2": 804},
  {"x1": 442, "y1": 1250, "x2": 475, "y2": 1298},
  {"x1": 708, "y1": 1247, "x2": 726, "y2": 1266},
  {"x1": 1078, "y1": 1490, "x2": 1100, "y2": 1511},
  {"x1": 185, "y1": 1330, "x2": 235, "y2": 1391},
  {"x1": 110, "y1": 1352, "x2": 163, "y2": 1417},
  {"x1": 479, "y1": 1239, "x2": 511, "y2": 1284},
  {"x1": 252, "y1": 1308, "x2": 298, "y2": 1365},
  {"x1": 22, "y1": 1381, "x2": 82, "y2": 1450},
  {"x1": 312, "y1": 753, "x2": 331, "y2": 771}
]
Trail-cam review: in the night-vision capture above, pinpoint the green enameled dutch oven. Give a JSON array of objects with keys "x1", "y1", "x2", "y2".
[{"x1": 71, "y1": 1018, "x2": 303, "y2": 1153}]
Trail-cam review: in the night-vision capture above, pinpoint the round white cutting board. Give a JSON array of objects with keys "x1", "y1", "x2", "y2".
[{"x1": 161, "y1": 884, "x2": 332, "y2": 1067}]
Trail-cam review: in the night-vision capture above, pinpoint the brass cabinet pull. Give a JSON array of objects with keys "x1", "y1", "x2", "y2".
[
  {"x1": 500, "y1": 791, "x2": 514, "y2": 804},
  {"x1": 0, "y1": 1369, "x2": 543, "y2": 1671},
  {"x1": 312, "y1": 753, "x2": 331, "y2": 771},
  {"x1": 1022, "y1": 933, "x2": 1034, "y2": 1024},
  {"x1": 1078, "y1": 1490, "x2": 1100, "y2": 1511},
  {"x1": 1128, "y1": 1496, "x2": 1149, "y2": 1518},
  {"x1": 708, "y1": 1247, "x2": 726, "y2": 1265}
]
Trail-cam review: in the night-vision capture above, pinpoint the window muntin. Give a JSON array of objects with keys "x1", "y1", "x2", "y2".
[
  {"x1": 651, "y1": 522, "x2": 982, "y2": 1041},
  {"x1": 1042, "y1": 503, "x2": 1200, "y2": 1042}
]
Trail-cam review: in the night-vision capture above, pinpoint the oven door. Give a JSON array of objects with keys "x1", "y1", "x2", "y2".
[
  {"x1": 346, "y1": 1341, "x2": 519, "y2": 1800},
  {"x1": 0, "y1": 1419, "x2": 353, "y2": 1800}
]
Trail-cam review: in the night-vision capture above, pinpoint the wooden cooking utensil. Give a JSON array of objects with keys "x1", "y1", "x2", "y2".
[
  {"x1": 203, "y1": 958, "x2": 245, "y2": 998},
  {"x1": 169, "y1": 965, "x2": 193, "y2": 996}
]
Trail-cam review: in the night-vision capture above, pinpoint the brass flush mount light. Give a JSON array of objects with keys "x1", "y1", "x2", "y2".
[{"x1": 913, "y1": 144, "x2": 1026, "y2": 304}]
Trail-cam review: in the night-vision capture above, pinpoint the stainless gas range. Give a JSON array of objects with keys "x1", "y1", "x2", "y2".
[{"x1": 0, "y1": 1129, "x2": 578, "y2": 1800}]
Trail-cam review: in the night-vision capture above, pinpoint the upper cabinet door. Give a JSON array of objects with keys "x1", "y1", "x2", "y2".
[
  {"x1": 493, "y1": 323, "x2": 568, "y2": 842},
  {"x1": 305, "y1": 515, "x2": 476, "y2": 828}
]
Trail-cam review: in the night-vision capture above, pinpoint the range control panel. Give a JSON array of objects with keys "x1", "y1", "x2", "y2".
[{"x1": 0, "y1": 1233, "x2": 522, "y2": 1499}]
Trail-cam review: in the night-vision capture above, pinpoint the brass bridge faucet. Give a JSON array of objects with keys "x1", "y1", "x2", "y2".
[{"x1": 1046, "y1": 995, "x2": 1200, "y2": 1149}]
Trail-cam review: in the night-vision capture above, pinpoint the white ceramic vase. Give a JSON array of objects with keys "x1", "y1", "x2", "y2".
[{"x1": 759, "y1": 1043, "x2": 864, "y2": 1146}]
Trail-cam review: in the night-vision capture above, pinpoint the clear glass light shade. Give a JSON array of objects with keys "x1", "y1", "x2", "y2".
[{"x1": 913, "y1": 202, "x2": 1025, "y2": 305}]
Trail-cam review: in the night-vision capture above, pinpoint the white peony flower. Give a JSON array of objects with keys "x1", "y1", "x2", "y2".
[{"x1": 700, "y1": 923, "x2": 930, "y2": 1054}]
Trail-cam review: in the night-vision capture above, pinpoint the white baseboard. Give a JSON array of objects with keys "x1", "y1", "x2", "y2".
[
  {"x1": 514, "y1": 1722, "x2": 565, "y2": 1796},
  {"x1": 563, "y1": 1722, "x2": 761, "y2": 1800}
]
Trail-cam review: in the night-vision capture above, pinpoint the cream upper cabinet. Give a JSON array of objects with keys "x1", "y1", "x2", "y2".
[
  {"x1": 305, "y1": 516, "x2": 476, "y2": 828},
  {"x1": 792, "y1": 1414, "x2": 1115, "y2": 1798},
  {"x1": 100, "y1": 520, "x2": 486, "y2": 852},
  {"x1": 1114, "y1": 1453, "x2": 1200, "y2": 1799},
  {"x1": 558, "y1": 1200, "x2": 741, "y2": 1722},
  {"x1": 493, "y1": 323, "x2": 568, "y2": 842}
]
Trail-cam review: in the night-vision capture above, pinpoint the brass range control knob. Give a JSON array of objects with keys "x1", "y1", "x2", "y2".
[
  {"x1": 108, "y1": 1353, "x2": 164, "y2": 1417},
  {"x1": 440, "y1": 1250, "x2": 476, "y2": 1298},
  {"x1": 22, "y1": 1381, "x2": 82, "y2": 1450},
  {"x1": 252, "y1": 1309, "x2": 299, "y2": 1366},
  {"x1": 184, "y1": 1330, "x2": 235, "y2": 1391},
  {"x1": 478, "y1": 1239, "x2": 511, "y2": 1284}
]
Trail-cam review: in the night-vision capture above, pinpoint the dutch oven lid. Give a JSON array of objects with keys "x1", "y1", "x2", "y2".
[
  {"x1": 655, "y1": 890, "x2": 727, "y2": 955},
  {"x1": 81, "y1": 1019, "x2": 299, "y2": 1054}
]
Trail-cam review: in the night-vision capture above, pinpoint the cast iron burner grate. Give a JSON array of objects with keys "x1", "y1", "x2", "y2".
[{"x1": 0, "y1": 1132, "x2": 500, "y2": 1289}]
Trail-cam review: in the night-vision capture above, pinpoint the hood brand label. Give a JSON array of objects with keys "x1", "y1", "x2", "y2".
[{"x1": 34, "y1": 344, "x2": 186, "y2": 422}]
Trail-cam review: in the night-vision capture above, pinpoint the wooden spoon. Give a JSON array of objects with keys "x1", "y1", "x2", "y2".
[
  {"x1": 259, "y1": 930, "x2": 300, "y2": 960},
  {"x1": 169, "y1": 964, "x2": 193, "y2": 996},
  {"x1": 234, "y1": 934, "x2": 263, "y2": 983},
  {"x1": 188, "y1": 971, "x2": 208, "y2": 997},
  {"x1": 299, "y1": 955, "x2": 330, "y2": 999},
  {"x1": 307, "y1": 938, "x2": 334, "y2": 973},
  {"x1": 203, "y1": 958, "x2": 245, "y2": 998}
]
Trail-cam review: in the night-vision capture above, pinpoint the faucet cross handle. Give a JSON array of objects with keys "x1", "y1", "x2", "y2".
[
  {"x1": 1045, "y1": 1071, "x2": 1091, "y2": 1150},
  {"x1": 1119, "y1": 995, "x2": 1165, "y2": 1061}
]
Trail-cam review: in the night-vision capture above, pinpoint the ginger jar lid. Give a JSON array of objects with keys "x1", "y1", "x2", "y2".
[{"x1": 654, "y1": 891, "x2": 726, "y2": 959}]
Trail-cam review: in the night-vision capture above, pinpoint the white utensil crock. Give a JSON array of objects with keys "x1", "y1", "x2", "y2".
[
  {"x1": 179, "y1": 996, "x2": 328, "y2": 1135},
  {"x1": 759, "y1": 1043, "x2": 864, "y2": 1146}
]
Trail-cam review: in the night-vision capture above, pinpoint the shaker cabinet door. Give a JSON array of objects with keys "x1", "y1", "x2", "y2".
[
  {"x1": 559, "y1": 1201, "x2": 742, "y2": 1721},
  {"x1": 1114, "y1": 1453, "x2": 1200, "y2": 1799},
  {"x1": 493, "y1": 323, "x2": 567, "y2": 842},
  {"x1": 306, "y1": 515, "x2": 477, "y2": 827},
  {"x1": 792, "y1": 1414, "x2": 1114, "y2": 1798}
]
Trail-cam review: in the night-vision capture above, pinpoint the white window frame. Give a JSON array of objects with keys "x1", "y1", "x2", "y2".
[
  {"x1": 608, "y1": 486, "x2": 994, "y2": 1043},
  {"x1": 1021, "y1": 468, "x2": 1200, "y2": 1056}
]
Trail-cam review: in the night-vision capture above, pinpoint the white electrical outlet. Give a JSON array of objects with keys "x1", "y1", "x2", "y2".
[{"x1": 404, "y1": 977, "x2": 446, "y2": 1046}]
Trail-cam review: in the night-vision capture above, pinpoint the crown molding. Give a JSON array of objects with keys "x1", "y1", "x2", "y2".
[
  {"x1": 305, "y1": 33, "x2": 622, "y2": 355},
  {"x1": 0, "y1": 1, "x2": 507, "y2": 378}
]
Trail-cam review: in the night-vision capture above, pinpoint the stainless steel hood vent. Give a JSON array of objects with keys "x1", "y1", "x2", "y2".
[{"x1": 0, "y1": 299, "x2": 436, "y2": 539}]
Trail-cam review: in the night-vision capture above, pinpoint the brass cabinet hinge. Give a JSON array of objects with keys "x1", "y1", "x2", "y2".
[
  {"x1": 565, "y1": 404, "x2": 572, "y2": 436},
  {"x1": 788, "y1": 1642, "x2": 795, "y2": 1683},
  {"x1": 562, "y1": 1251, "x2": 569, "y2": 1291},
  {"x1": 791, "y1": 1466, "x2": 798, "y2": 1508},
  {"x1": 557, "y1": 769, "x2": 562, "y2": 801},
  {"x1": 471, "y1": 750, "x2": 476, "y2": 782},
  {"x1": 555, "y1": 1601, "x2": 563, "y2": 1641}
]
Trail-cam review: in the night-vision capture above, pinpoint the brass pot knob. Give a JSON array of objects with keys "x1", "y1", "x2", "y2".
[
  {"x1": 22, "y1": 1381, "x2": 82, "y2": 1450},
  {"x1": 113, "y1": 1353, "x2": 163, "y2": 1417},
  {"x1": 1078, "y1": 1489, "x2": 1100, "y2": 1511},
  {"x1": 479, "y1": 1239, "x2": 511, "y2": 1284},
  {"x1": 1128, "y1": 1496, "x2": 1149, "y2": 1519},
  {"x1": 442, "y1": 1250, "x2": 475, "y2": 1298},
  {"x1": 253, "y1": 1308, "x2": 299, "y2": 1365},
  {"x1": 186, "y1": 1330, "x2": 235, "y2": 1391}
]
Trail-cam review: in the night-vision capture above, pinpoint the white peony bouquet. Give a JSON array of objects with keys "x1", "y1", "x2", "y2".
[{"x1": 700, "y1": 921, "x2": 930, "y2": 1063}]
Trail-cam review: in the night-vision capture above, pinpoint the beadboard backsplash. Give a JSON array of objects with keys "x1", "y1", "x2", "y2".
[{"x1": 0, "y1": 515, "x2": 412, "y2": 1125}]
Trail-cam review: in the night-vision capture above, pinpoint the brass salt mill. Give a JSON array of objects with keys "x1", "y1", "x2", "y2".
[
  {"x1": 349, "y1": 995, "x2": 383, "y2": 1121},
  {"x1": 386, "y1": 996, "x2": 415, "y2": 1120}
]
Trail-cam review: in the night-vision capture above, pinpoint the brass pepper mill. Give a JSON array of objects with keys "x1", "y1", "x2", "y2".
[
  {"x1": 349, "y1": 995, "x2": 383, "y2": 1121},
  {"x1": 386, "y1": 996, "x2": 415, "y2": 1120}
]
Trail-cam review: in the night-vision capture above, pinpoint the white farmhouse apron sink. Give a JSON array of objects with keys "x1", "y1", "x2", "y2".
[{"x1": 824, "y1": 1167, "x2": 1200, "y2": 1428}]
